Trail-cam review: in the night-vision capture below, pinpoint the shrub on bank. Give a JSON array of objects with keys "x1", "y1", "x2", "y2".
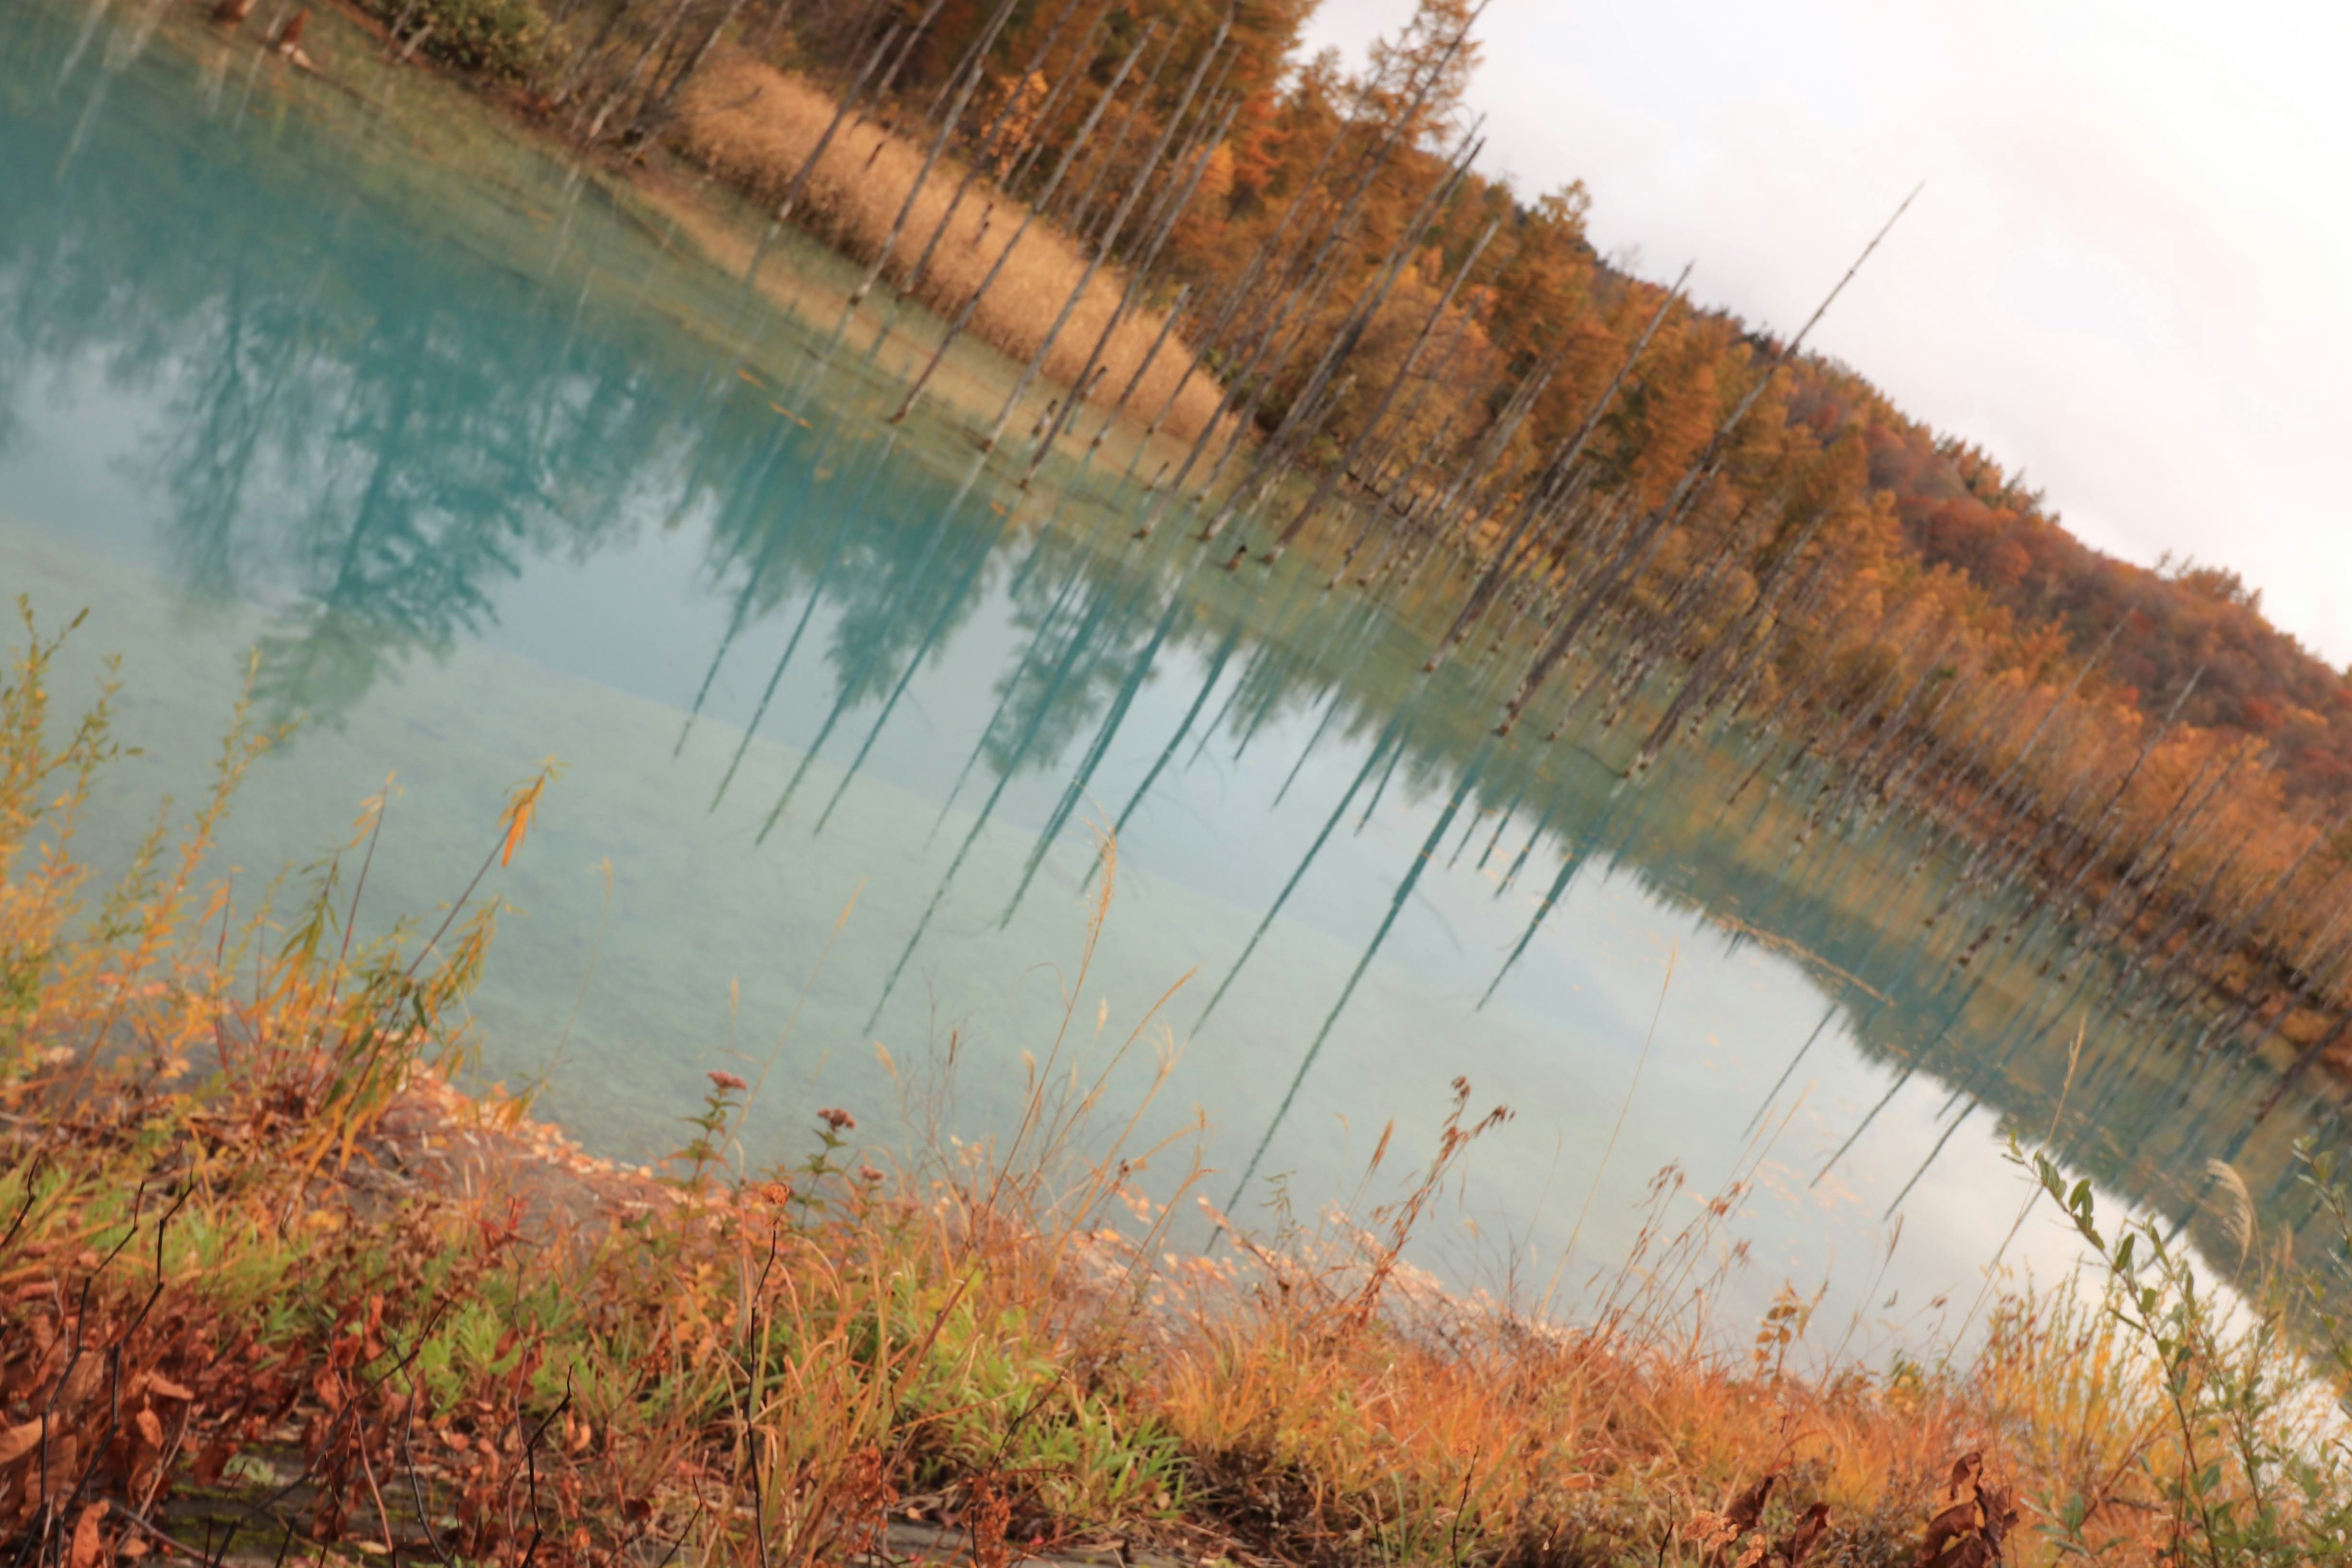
[{"x1": 367, "y1": 0, "x2": 543, "y2": 84}]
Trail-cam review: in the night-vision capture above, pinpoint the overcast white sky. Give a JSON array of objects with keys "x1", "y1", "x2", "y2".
[{"x1": 1302, "y1": 0, "x2": 2352, "y2": 666}]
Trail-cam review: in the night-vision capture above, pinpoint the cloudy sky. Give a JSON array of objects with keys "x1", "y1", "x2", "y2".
[{"x1": 1302, "y1": 0, "x2": 2352, "y2": 666}]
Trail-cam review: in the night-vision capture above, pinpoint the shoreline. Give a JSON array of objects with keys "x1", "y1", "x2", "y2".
[
  {"x1": 0, "y1": 503, "x2": 2343, "y2": 1567},
  {"x1": 149, "y1": 0, "x2": 2352, "y2": 1092},
  {"x1": 296, "y1": 0, "x2": 1227, "y2": 478}
]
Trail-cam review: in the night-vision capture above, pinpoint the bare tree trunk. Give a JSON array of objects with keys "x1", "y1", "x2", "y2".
[
  {"x1": 1025, "y1": 91, "x2": 1240, "y2": 478},
  {"x1": 891, "y1": 0, "x2": 1096, "y2": 311},
  {"x1": 1263, "y1": 216, "x2": 1499, "y2": 561},
  {"x1": 1427, "y1": 270, "x2": 1686, "y2": 669},
  {"x1": 979, "y1": 13, "x2": 1232, "y2": 450},
  {"x1": 627, "y1": 0, "x2": 752, "y2": 145},
  {"x1": 1498, "y1": 190, "x2": 1920, "y2": 733},
  {"x1": 1192, "y1": 126, "x2": 1485, "y2": 538},
  {"x1": 840, "y1": 0, "x2": 1024, "y2": 307},
  {"x1": 888, "y1": 26, "x2": 1155, "y2": 423},
  {"x1": 579, "y1": 0, "x2": 698, "y2": 140}
]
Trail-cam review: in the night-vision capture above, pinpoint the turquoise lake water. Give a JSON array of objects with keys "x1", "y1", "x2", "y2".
[{"x1": 6, "y1": 0, "x2": 2343, "y2": 1347}]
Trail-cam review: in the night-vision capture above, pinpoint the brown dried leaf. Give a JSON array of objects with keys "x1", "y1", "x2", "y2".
[
  {"x1": 43, "y1": 1436, "x2": 80, "y2": 1501},
  {"x1": 1685, "y1": 1510, "x2": 1735, "y2": 1551},
  {"x1": 1725, "y1": 1473, "x2": 1780, "y2": 1536},
  {"x1": 1979, "y1": 1484, "x2": 2017, "y2": 1549},
  {"x1": 69, "y1": 1499, "x2": 108, "y2": 1568},
  {"x1": 134, "y1": 1409, "x2": 164, "y2": 1451},
  {"x1": 0, "y1": 1418, "x2": 42, "y2": 1467},
  {"x1": 1924, "y1": 1498, "x2": 1978, "y2": 1537},
  {"x1": 1781, "y1": 1501, "x2": 1831, "y2": 1568},
  {"x1": 1917, "y1": 1453, "x2": 2008, "y2": 1568},
  {"x1": 60, "y1": 1354, "x2": 104, "y2": 1406}
]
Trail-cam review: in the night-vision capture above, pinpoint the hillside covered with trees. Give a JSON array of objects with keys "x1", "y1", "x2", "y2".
[{"x1": 843, "y1": 0, "x2": 2352, "y2": 799}]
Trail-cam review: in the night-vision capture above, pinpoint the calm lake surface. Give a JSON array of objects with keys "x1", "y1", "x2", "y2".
[{"x1": 7, "y1": 0, "x2": 2345, "y2": 1344}]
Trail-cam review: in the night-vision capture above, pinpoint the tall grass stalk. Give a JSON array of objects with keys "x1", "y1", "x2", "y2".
[{"x1": 12, "y1": 609, "x2": 2352, "y2": 1568}]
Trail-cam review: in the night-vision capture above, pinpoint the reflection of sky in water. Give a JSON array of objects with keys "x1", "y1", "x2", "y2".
[{"x1": 3, "y1": 0, "x2": 2340, "y2": 1352}]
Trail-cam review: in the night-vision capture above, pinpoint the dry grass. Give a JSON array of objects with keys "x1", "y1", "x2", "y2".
[{"x1": 673, "y1": 55, "x2": 1228, "y2": 444}]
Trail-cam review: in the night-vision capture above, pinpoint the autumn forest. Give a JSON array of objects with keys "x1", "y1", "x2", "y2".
[{"x1": 482, "y1": 0, "x2": 2352, "y2": 1080}]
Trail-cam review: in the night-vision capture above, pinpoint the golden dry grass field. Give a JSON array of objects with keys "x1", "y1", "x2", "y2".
[{"x1": 673, "y1": 55, "x2": 1229, "y2": 443}]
